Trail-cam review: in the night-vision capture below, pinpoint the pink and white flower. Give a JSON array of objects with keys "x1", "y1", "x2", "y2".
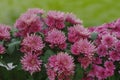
[
  {"x1": 46, "y1": 52, "x2": 75, "y2": 80},
  {"x1": 21, "y1": 53, "x2": 42, "y2": 75}
]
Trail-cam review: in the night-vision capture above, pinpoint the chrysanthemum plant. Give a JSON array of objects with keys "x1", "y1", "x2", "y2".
[{"x1": 0, "y1": 8, "x2": 120, "y2": 80}]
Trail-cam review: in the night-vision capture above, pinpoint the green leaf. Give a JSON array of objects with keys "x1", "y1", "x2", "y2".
[
  {"x1": 7, "y1": 41, "x2": 20, "y2": 54},
  {"x1": 45, "y1": 78, "x2": 49, "y2": 80},
  {"x1": 73, "y1": 64, "x2": 84, "y2": 80},
  {"x1": 90, "y1": 32, "x2": 98, "y2": 40},
  {"x1": 0, "y1": 60, "x2": 9, "y2": 68},
  {"x1": 41, "y1": 49, "x2": 54, "y2": 63}
]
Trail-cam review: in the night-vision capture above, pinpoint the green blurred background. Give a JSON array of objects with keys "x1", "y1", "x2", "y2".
[{"x1": 0, "y1": 0, "x2": 120, "y2": 27}]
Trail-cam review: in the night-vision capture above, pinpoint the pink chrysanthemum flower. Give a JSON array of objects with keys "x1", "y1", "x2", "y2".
[
  {"x1": 88, "y1": 64, "x2": 98, "y2": 77},
  {"x1": 20, "y1": 34, "x2": 44, "y2": 55},
  {"x1": 21, "y1": 53, "x2": 42, "y2": 75},
  {"x1": 94, "y1": 25, "x2": 108, "y2": 34},
  {"x1": 68, "y1": 25, "x2": 90, "y2": 43},
  {"x1": 93, "y1": 57, "x2": 102, "y2": 65},
  {"x1": 65, "y1": 13, "x2": 82, "y2": 25},
  {"x1": 112, "y1": 32, "x2": 120, "y2": 39},
  {"x1": 101, "y1": 34, "x2": 116, "y2": 47},
  {"x1": 105, "y1": 68, "x2": 114, "y2": 77},
  {"x1": 46, "y1": 52, "x2": 75, "y2": 80},
  {"x1": 45, "y1": 11, "x2": 65, "y2": 29},
  {"x1": 109, "y1": 51, "x2": 120, "y2": 61},
  {"x1": 0, "y1": 45, "x2": 5, "y2": 54},
  {"x1": 26, "y1": 8, "x2": 44, "y2": 15},
  {"x1": 104, "y1": 61, "x2": 115, "y2": 70},
  {"x1": 71, "y1": 39, "x2": 95, "y2": 58},
  {"x1": 115, "y1": 41, "x2": 120, "y2": 52},
  {"x1": 114, "y1": 18, "x2": 120, "y2": 31},
  {"x1": 97, "y1": 44, "x2": 108, "y2": 57},
  {"x1": 78, "y1": 56, "x2": 92, "y2": 69},
  {"x1": 0, "y1": 24, "x2": 11, "y2": 40},
  {"x1": 96, "y1": 66, "x2": 107, "y2": 79},
  {"x1": 14, "y1": 10, "x2": 43, "y2": 37},
  {"x1": 89, "y1": 65, "x2": 107, "y2": 79},
  {"x1": 45, "y1": 29, "x2": 67, "y2": 50}
]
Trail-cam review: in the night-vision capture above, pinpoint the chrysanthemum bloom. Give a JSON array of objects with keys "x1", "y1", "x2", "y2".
[
  {"x1": 0, "y1": 24, "x2": 11, "y2": 40},
  {"x1": 88, "y1": 64, "x2": 98, "y2": 77},
  {"x1": 0, "y1": 45, "x2": 5, "y2": 54},
  {"x1": 104, "y1": 61, "x2": 115, "y2": 70},
  {"x1": 112, "y1": 32, "x2": 120, "y2": 39},
  {"x1": 97, "y1": 44, "x2": 108, "y2": 57},
  {"x1": 20, "y1": 34, "x2": 44, "y2": 55},
  {"x1": 71, "y1": 39, "x2": 95, "y2": 58},
  {"x1": 78, "y1": 56, "x2": 92, "y2": 69},
  {"x1": 105, "y1": 68, "x2": 114, "y2": 77},
  {"x1": 14, "y1": 9, "x2": 43, "y2": 37},
  {"x1": 95, "y1": 66, "x2": 107, "y2": 79},
  {"x1": 109, "y1": 51, "x2": 120, "y2": 61},
  {"x1": 21, "y1": 53, "x2": 42, "y2": 75},
  {"x1": 94, "y1": 25, "x2": 108, "y2": 34},
  {"x1": 114, "y1": 18, "x2": 120, "y2": 31},
  {"x1": 45, "y1": 29, "x2": 67, "y2": 50},
  {"x1": 93, "y1": 57, "x2": 102, "y2": 65},
  {"x1": 65, "y1": 13, "x2": 82, "y2": 25},
  {"x1": 26, "y1": 8, "x2": 44, "y2": 15},
  {"x1": 115, "y1": 41, "x2": 120, "y2": 52},
  {"x1": 46, "y1": 52, "x2": 75, "y2": 80},
  {"x1": 104, "y1": 61, "x2": 115, "y2": 77},
  {"x1": 68, "y1": 25, "x2": 90, "y2": 43},
  {"x1": 101, "y1": 34, "x2": 116, "y2": 47},
  {"x1": 89, "y1": 65, "x2": 107, "y2": 79},
  {"x1": 45, "y1": 11, "x2": 65, "y2": 29}
]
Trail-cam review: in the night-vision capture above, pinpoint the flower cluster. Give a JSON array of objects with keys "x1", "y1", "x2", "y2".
[
  {"x1": 85, "y1": 18, "x2": 120, "y2": 80},
  {"x1": 0, "y1": 24, "x2": 11, "y2": 55},
  {"x1": 46, "y1": 52, "x2": 75, "y2": 80},
  {"x1": 0, "y1": 8, "x2": 120, "y2": 80}
]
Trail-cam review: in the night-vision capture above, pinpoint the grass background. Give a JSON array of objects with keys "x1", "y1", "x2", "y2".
[{"x1": 0, "y1": 0, "x2": 120, "y2": 27}]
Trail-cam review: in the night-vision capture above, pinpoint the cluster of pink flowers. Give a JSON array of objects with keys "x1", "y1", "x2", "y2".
[
  {"x1": 20, "y1": 34, "x2": 44, "y2": 74},
  {"x1": 0, "y1": 24, "x2": 11, "y2": 55},
  {"x1": 46, "y1": 52, "x2": 75, "y2": 80},
  {"x1": 84, "y1": 18, "x2": 120, "y2": 80},
  {"x1": 1, "y1": 8, "x2": 120, "y2": 80},
  {"x1": 87, "y1": 61, "x2": 115, "y2": 80}
]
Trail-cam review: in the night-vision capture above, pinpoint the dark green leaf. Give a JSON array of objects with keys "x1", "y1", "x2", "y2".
[
  {"x1": 73, "y1": 64, "x2": 84, "y2": 80},
  {"x1": 7, "y1": 41, "x2": 20, "y2": 54},
  {"x1": 41, "y1": 49, "x2": 54, "y2": 63},
  {"x1": 90, "y1": 32, "x2": 98, "y2": 40}
]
